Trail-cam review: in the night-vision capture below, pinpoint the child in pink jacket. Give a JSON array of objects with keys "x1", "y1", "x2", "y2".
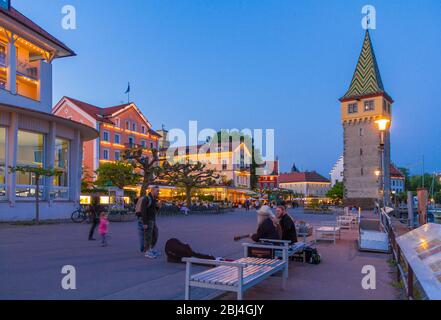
[{"x1": 99, "y1": 212, "x2": 109, "y2": 247}]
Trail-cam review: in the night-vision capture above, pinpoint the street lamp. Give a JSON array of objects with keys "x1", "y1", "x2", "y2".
[{"x1": 375, "y1": 118, "x2": 390, "y2": 208}]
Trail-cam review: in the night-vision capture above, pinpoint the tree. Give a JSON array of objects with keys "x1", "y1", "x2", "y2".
[
  {"x1": 9, "y1": 166, "x2": 62, "y2": 224},
  {"x1": 326, "y1": 182, "x2": 344, "y2": 204},
  {"x1": 123, "y1": 147, "x2": 161, "y2": 196},
  {"x1": 161, "y1": 161, "x2": 220, "y2": 206},
  {"x1": 95, "y1": 161, "x2": 140, "y2": 190}
]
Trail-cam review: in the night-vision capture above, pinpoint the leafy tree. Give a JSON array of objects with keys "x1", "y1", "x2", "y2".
[
  {"x1": 95, "y1": 161, "x2": 140, "y2": 190},
  {"x1": 398, "y1": 167, "x2": 410, "y2": 191},
  {"x1": 326, "y1": 182, "x2": 344, "y2": 204},
  {"x1": 123, "y1": 147, "x2": 161, "y2": 196},
  {"x1": 161, "y1": 161, "x2": 220, "y2": 206},
  {"x1": 9, "y1": 166, "x2": 62, "y2": 224}
]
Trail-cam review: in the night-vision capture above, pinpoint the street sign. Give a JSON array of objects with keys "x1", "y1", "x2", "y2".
[{"x1": 0, "y1": 0, "x2": 10, "y2": 10}]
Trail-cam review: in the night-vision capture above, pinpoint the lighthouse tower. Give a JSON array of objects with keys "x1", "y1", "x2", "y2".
[{"x1": 340, "y1": 30, "x2": 393, "y2": 208}]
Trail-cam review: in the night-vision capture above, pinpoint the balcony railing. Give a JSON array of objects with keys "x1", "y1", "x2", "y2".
[
  {"x1": 233, "y1": 164, "x2": 251, "y2": 171},
  {"x1": 17, "y1": 59, "x2": 39, "y2": 80}
]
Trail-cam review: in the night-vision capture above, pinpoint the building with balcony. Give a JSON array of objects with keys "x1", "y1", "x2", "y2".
[
  {"x1": 0, "y1": 4, "x2": 98, "y2": 220},
  {"x1": 53, "y1": 97, "x2": 160, "y2": 179},
  {"x1": 158, "y1": 138, "x2": 254, "y2": 203}
]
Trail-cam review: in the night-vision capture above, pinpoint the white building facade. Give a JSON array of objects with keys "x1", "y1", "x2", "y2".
[
  {"x1": 330, "y1": 156, "x2": 344, "y2": 186},
  {"x1": 0, "y1": 4, "x2": 97, "y2": 220}
]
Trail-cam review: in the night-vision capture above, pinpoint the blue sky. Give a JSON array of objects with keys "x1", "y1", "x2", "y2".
[{"x1": 14, "y1": 0, "x2": 441, "y2": 176}]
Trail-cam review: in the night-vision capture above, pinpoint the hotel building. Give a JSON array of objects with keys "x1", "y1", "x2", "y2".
[
  {"x1": 0, "y1": 4, "x2": 98, "y2": 220},
  {"x1": 53, "y1": 97, "x2": 160, "y2": 179},
  {"x1": 278, "y1": 171, "x2": 331, "y2": 198}
]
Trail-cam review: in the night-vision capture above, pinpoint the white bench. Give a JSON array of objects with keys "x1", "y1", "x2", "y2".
[
  {"x1": 183, "y1": 244, "x2": 289, "y2": 300},
  {"x1": 337, "y1": 216, "x2": 353, "y2": 230}
]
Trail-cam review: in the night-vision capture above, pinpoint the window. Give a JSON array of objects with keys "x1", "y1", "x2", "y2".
[
  {"x1": 141, "y1": 126, "x2": 146, "y2": 134},
  {"x1": 103, "y1": 149, "x2": 109, "y2": 160},
  {"x1": 0, "y1": 127, "x2": 6, "y2": 199},
  {"x1": 0, "y1": 43, "x2": 6, "y2": 67},
  {"x1": 114, "y1": 134, "x2": 120, "y2": 144},
  {"x1": 222, "y1": 159, "x2": 228, "y2": 170},
  {"x1": 348, "y1": 103, "x2": 358, "y2": 114},
  {"x1": 140, "y1": 140, "x2": 147, "y2": 148},
  {"x1": 53, "y1": 138, "x2": 69, "y2": 200},
  {"x1": 115, "y1": 118, "x2": 120, "y2": 128},
  {"x1": 125, "y1": 121, "x2": 130, "y2": 130},
  {"x1": 103, "y1": 131, "x2": 110, "y2": 142},
  {"x1": 128, "y1": 136, "x2": 135, "y2": 147},
  {"x1": 388, "y1": 103, "x2": 391, "y2": 114},
  {"x1": 115, "y1": 151, "x2": 121, "y2": 161},
  {"x1": 360, "y1": 148, "x2": 363, "y2": 156},
  {"x1": 359, "y1": 128, "x2": 364, "y2": 137},
  {"x1": 16, "y1": 130, "x2": 45, "y2": 199},
  {"x1": 132, "y1": 123, "x2": 137, "y2": 132},
  {"x1": 364, "y1": 100, "x2": 375, "y2": 111},
  {"x1": 361, "y1": 168, "x2": 364, "y2": 176},
  {"x1": 150, "y1": 142, "x2": 154, "y2": 149}
]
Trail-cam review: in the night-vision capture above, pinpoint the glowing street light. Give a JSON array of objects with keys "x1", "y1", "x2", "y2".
[
  {"x1": 375, "y1": 118, "x2": 390, "y2": 131},
  {"x1": 375, "y1": 169, "x2": 381, "y2": 177}
]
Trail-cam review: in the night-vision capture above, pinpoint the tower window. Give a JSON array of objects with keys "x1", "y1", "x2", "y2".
[
  {"x1": 361, "y1": 168, "x2": 364, "y2": 176},
  {"x1": 348, "y1": 103, "x2": 358, "y2": 114},
  {"x1": 359, "y1": 128, "x2": 364, "y2": 136},
  {"x1": 360, "y1": 148, "x2": 363, "y2": 156},
  {"x1": 364, "y1": 100, "x2": 375, "y2": 111}
]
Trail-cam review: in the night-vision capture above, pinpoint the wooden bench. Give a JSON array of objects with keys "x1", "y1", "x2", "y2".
[
  {"x1": 255, "y1": 239, "x2": 307, "y2": 262},
  {"x1": 183, "y1": 244, "x2": 289, "y2": 300}
]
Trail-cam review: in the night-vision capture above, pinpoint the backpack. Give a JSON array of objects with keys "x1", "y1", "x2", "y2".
[
  {"x1": 304, "y1": 246, "x2": 321, "y2": 265},
  {"x1": 165, "y1": 238, "x2": 215, "y2": 264}
]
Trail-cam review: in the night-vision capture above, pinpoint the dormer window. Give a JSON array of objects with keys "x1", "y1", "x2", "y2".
[
  {"x1": 348, "y1": 103, "x2": 358, "y2": 114},
  {"x1": 364, "y1": 100, "x2": 375, "y2": 111}
]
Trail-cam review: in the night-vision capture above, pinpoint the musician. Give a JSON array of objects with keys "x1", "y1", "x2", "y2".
[{"x1": 250, "y1": 205, "x2": 280, "y2": 242}]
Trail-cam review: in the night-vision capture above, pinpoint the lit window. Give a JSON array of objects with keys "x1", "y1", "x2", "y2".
[
  {"x1": 0, "y1": 127, "x2": 6, "y2": 199},
  {"x1": 364, "y1": 100, "x2": 375, "y2": 111},
  {"x1": 348, "y1": 103, "x2": 358, "y2": 114},
  {"x1": 16, "y1": 130, "x2": 45, "y2": 198},
  {"x1": 53, "y1": 138, "x2": 69, "y2": 200}
]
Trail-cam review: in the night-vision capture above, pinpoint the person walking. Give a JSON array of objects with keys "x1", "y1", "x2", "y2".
[
  {"x1": 88, "y1": 194, "x2": 104, "y2": 241},
  {"x1": 140, "y1": 186, "x2": 161, "y2": 259},
  {"x1": 99, "y1": 212, "x2": 109, "y2": 247}
]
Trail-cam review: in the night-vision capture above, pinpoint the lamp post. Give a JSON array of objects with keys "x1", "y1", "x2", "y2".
[{"x1": 375, "y1": 119, "x2": 390, "y2": 208}]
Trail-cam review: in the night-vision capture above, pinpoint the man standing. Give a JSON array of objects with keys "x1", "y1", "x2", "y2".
[
  {"x1": 275, "y1": 205, "x2": 298, "y2": 244},
  {"x1": 140, "y1": 186, "x2": 161, "y2": 259}
]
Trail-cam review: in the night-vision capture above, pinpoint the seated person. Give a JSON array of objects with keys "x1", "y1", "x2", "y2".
[
  {"x1": 250, "y1": 205, "x2": 280, "y2": 242},
  {"x1": 276, "y1": 205, "x2": 298, "y2": 244}
]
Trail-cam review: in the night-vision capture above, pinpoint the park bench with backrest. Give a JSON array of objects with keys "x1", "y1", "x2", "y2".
[{"x1": 183, "y1": 243, "x2": 289, "y2": 300}]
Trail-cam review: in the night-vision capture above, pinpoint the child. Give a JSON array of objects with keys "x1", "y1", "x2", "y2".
[{"x1": 99, "y1": 212, "x2": 109, "y2": 247}]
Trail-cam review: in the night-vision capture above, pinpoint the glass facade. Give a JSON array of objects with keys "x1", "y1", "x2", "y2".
[
  {"x1": 53, "y1": 138, "x2": 69, "y2": 200},
  {"x1": 0, "y1": 127, "x2": 6, "y2": 198},
  {"x1": 16, "y1": 130, "x2": 44, "y2": 198}
]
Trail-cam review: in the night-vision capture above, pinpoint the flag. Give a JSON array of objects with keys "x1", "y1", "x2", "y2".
[{"x1": 124, "y1": 82, "x2": 130, "y2": 94}]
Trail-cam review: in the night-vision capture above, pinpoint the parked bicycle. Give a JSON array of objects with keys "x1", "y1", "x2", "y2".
[{"x1": 71, "y1": 206, "x2": 88, "y2": 223}]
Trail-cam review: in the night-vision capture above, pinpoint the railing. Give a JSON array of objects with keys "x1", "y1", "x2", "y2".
[
  {"x1": 381, "y1": 207, "x2": 418, "y2": 299},
  {"x1": 16, "y1": 59, "x2": 39, "y2": 80}
]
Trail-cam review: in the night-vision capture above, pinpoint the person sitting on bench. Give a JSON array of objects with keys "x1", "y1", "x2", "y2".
[
  {"x1": 276, "y1": 205, "x2": 298, "y2": 244},
  {"x1": 250, "y1": 205, "x2": 280, "y2": 242}
]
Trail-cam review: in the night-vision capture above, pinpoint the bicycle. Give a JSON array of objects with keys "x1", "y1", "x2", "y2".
[{"x1": 71, "y1": 206, "x2": 88, "y2": 223}]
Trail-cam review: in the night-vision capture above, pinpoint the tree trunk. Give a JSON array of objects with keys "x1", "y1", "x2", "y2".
[
  {"x1": 35, "y1": 177, "x2": 40, "y2": 225},
  {"x1": 185, "y1": 186, "x2": 192, "y2": 207},
  {"x1": 140, "y1": 173, "x2": 150, "y2": 196}
]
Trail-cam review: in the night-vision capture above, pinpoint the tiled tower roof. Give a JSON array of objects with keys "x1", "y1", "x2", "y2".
[{"x1": 341, "y1": 30, "x2": 391, "y2": 101}]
